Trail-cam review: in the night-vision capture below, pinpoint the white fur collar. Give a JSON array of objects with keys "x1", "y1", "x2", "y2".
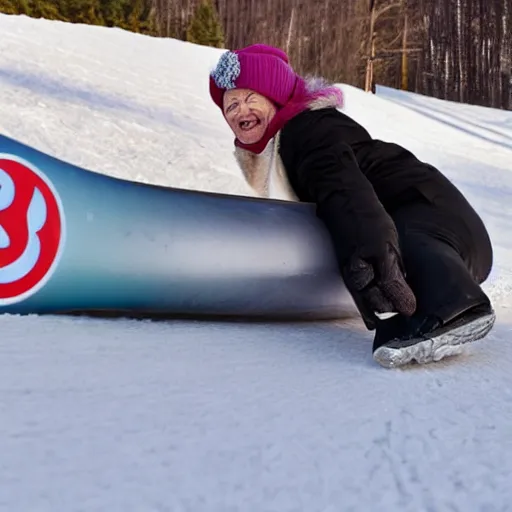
[
  {"x1": 234, "y1": 132, "x2": 299, "y2": 201},
  {"x1": 233, "y1": 82, "x2": 343, "y2": 201}
]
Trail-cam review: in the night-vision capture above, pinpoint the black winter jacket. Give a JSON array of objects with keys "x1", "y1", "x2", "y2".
[{"x1": 278, "y1": 107, "x2": 456, "y2": 265}]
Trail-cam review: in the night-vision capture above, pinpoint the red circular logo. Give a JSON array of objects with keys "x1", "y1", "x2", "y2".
[{"x1": 0, "y1": 155, "x2": 65, "y2": 305}]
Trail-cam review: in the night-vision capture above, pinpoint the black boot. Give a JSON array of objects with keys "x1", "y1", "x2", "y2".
[
  {"x1": 371, "y1": 196, "x2": 495, "y2": 369},
  {"x1": 372, "y1": 301, "x2": 495, "y2": 368}
]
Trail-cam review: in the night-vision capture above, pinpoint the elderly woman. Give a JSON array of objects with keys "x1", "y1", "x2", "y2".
[{"x1": 209, "y1": 43, "x2": 495, "y2": 368}]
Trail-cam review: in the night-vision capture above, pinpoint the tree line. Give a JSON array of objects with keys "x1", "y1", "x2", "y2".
[{"x1": 1, "y1": 0, "x2": 510, "y2": 110}]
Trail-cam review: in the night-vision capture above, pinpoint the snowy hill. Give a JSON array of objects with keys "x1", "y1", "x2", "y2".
[{"x1": 1, "y1": 13, "x2": 512, "y2": 512}]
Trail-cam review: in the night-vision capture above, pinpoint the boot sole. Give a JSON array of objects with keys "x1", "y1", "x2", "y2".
[{"x1": 373, "y1": 310, "x2": 496, "y2": 369}]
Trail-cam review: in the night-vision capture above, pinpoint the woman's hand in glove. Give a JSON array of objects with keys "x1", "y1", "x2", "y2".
[{"x1": 342, "y1": 242, "x2": 417, "y2": 321}]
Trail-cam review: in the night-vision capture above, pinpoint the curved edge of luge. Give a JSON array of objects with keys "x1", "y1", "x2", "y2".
[{"x1": 0, "y1": 133, "x2": 358, "y2": 320}]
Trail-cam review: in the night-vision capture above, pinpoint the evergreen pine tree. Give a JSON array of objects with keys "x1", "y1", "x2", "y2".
[
  {"x1": 0, "y1": 0, "x2": 18, "y2": 15},
  {"x1": 59, "y1": 0, "x2": 101, "y2": 24},
  {"x1": 186, "y1": 0, "x2": 224, "y2": 49},
  {"x1": 99, "y1": 0, "x2": 127, "y2": 27},
  {"x1": 29, "y1": 0, "x2": 66, "y2": 20},
  {"x1": 125, "y1": 0, "x2": 149, "y2": 33}
]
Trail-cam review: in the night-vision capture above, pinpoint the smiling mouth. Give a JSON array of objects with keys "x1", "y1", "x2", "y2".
[{"x1": 239, "y1": 119, "x2": 260, "y2": 131}]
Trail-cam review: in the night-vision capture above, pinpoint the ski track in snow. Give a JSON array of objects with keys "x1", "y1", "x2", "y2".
[{"x1": 1, "y1": 14, "x2": 512, "y2": 512}]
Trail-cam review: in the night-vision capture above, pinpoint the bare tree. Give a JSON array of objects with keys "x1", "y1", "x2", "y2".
[{"x1": 145, "y1": 0, "x2": 510, "y2": 110}]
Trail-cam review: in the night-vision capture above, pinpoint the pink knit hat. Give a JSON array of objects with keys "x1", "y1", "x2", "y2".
[
  {"x1": 209, "y1": 44, "x2": 299, "y2": 110},
  {"x1": 209, "y1": 43, "x2": 343, "y2": 154}
]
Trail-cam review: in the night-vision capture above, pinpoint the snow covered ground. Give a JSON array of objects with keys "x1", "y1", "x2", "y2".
[{"x1": 1, "y1": 14, "x2": 512, "y2": 512}]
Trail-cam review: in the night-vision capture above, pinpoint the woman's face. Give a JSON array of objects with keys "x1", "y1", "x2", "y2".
[{"x1": 222, "y1": 88, "x2": 277, "y2": 144}]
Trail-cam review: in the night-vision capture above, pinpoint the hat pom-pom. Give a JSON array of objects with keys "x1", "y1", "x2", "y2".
[{"x1": 211, "y1": 51, "x2": 241, "y2": 90}]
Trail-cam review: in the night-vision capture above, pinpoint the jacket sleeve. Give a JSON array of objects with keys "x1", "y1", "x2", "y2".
[{"x1": 280, "y1": 109, "x2": 399, "y2": 266}]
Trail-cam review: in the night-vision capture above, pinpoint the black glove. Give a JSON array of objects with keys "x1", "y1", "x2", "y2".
[{"x1": 342, "y1": 242, "x2": 417, "y2": 327}]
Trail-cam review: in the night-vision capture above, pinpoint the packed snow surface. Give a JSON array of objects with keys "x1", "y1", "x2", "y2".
[{"x1": 1, "y1": 14, "x2": 512, "y2": 512}]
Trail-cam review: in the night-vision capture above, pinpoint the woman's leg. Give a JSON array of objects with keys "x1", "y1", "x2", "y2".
[{"x1": 372, "y1": 192, "x2": 495, "y2": 368}]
